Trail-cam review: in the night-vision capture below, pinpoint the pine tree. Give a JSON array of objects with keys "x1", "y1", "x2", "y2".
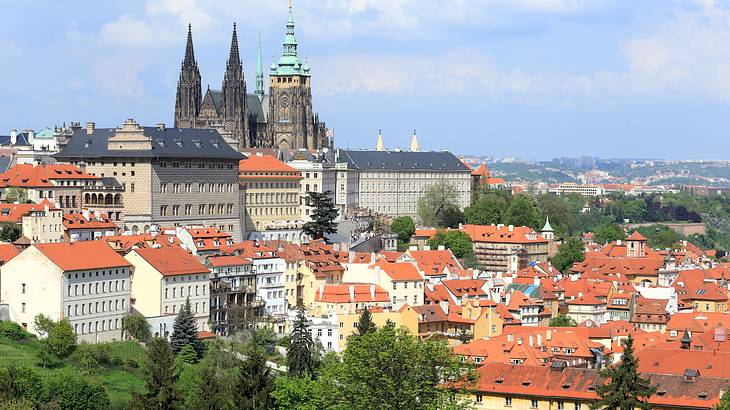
[
  {"x1": 288, "y1": 303, "x2": 315, "y2": 378},
  {"x1": 133, "y1": 338, "x2": 180, "y2": 410},
  {"x1": 170, "y1": 298, "x2": 203, "y2": 358},
  {"x1": 302, "y1": 191, "x2": 338, "y2": 239},
  {"x1": 355, "y1": 306, "x2": 376, "y2": 336},
  {"x1": 236, "y1": 350, "x2": 273, "y2": 410},
  {"x1": 593, "y1": 335, "x2": 655, "y2": 410}
]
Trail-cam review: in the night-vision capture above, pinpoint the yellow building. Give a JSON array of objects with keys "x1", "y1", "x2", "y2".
[
  {"x1": 335, "y1": 306, "x2": 419, "y2": 351},
  {"x1": 310, "y1": 283, "x2": 391, "y2": 316},
  {"x1": 239, "y1": 153, "x2": 302, "y2": 234}
]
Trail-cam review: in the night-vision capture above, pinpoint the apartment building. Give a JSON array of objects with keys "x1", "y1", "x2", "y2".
[
  {"x1": 0, "y1": 200, "x2": 65, "y2": 244},
  {"x1": 54, "y1": 119, "x2": 245, "y2": 240},
  {"x1": 125, "y1": 247, "x2": 210, "y2": 331},
  {"x1": 0, "y1": 163, "x2": 99, "y2": 210},
  {"x1": 0, "y1": 241, "x2": 132, "y2": 342},
  {"x1": 461, "y1": 224, "x2": 549, "y2": 273},
  {"x1": 206, "y1": 255, "x2": 261, "y2": 335},
  {"x1": 287, "y1": 152, "x2": 337, "y2": 221},
  {"x1": 238, "y1": 153, "x2": 302, "y2": 241},
  {"x1": 337, "y1": 150, "x2": 472, "y2": 219}
]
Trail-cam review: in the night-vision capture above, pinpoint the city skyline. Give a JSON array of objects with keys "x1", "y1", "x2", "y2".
[{"x1": 1, "y1": 0, "x2": 730, "y2": 159}]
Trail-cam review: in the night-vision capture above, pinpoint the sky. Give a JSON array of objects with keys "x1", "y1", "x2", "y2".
[{"x1": 1, "y1": 0, "x2": 730, "y2": 160}]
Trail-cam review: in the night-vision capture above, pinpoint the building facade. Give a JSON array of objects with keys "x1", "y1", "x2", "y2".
[
  {"x1": 337, "y1": 150, "x2": 472, "y2": 219},
  {"x1": 461, "y1": 224, "x2": 549, "y2": 273},
  {"x1": 54, "y1": 119, "x2": 245, "y2": 240}
]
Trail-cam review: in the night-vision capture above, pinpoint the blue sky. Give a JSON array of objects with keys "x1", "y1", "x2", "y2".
[{"x1": 1, "y1": 0, "x2": 730, "y2": 160}]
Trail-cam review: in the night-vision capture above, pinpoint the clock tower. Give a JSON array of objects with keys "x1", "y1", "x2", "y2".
[{"x1": 268, "y1": 1, "x2": 323, "y2": 150}]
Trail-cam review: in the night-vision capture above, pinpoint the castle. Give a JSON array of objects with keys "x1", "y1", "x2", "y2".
[{"x1": 173, "y1": 3, "x2": 330, "y2": 151}]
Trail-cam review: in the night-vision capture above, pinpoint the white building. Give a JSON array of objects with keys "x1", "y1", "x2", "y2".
[
  {"x1": 286, "y1": 310, "x2": 340, "y2": 352},
  {"x1": 251, "y1": 253, "x2": 287, "y2": 323},
  {"x1": 0, "y1": 241, "x2": 131, "y2": 342},
  {"x1": 125, "y1": 247, "x2": 210, "y2": 331},
  {"x1": 287, "y1": 153, "x2": 338, "y2": 221}
]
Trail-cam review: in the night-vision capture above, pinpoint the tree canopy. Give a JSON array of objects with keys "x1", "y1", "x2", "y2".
[
  {"x1": 302, "y1": 191, "x2": 339, "y2": 239},
  {"x1": 287, "y1": 304, "x2": 316, "y2": 378},
  {"x1": 390, "y1": 216, "x2": 416, "y2": 244},
  {"x1": 594, "y1": 222, "x2": 626, "y2": 244},
  {"x1": 170, "y1": 298, "x2": 203, "y2": 360},
  {"x1": 418, "y1": 181, "x2": 462, "y2": 228},
  {"x1": 428, "y1": 230, "x2": 473, "y2": 259},
  {"x1": 504, "y1": 193, "x2": 541, "y2": 229},
  {"x1": 355, "y1": 306, "x2": 376, "y2": 336},
  {"x1": 550, "y1": 238, "x2": 585, "y2": 273}
]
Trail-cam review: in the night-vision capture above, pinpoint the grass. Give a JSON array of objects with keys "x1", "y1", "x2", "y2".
[{"x1": 0, "y1": 336, "x2": 147, "y2": 407}]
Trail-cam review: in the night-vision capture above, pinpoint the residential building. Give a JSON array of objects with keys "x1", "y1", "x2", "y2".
[
  {"x1": 0, "y1": 241, "x2": 132, "y2": 342},
  {"x1": 125, "y1": 247, "x2": 210, "y2": 331},
  {"x1": 54, "y1": 119, "x2": 245, "y2": 240},
  {"x1": 63, "y1": 211, "x2": 118, "y2": 242},
  {"x1": 461, "y1": 224, "x2": 549, "y2": 273},
  {"x1": 342, "y1": 260, "x2": 424, "y2": 310},
  {"x1": 177, "y1": 227, "x2": 234, "y2": 256},
  {"x1": 238, "y1": 153, "x2": 303, "y2": 241},
  {"x1": 0, "y1": 163, "x2": 99, "y2": 210},
  {"x1": 207, "y1": 254, "x2": 261, "y2": 335},
  {"x1": 333, "y1": 160, "x2": 359, "y2": 216},
  {"x1": 337, "y1": 149, "x2": 472, "y2": 219},
  {"x1": 287, "y1": 151, "x2": 337, "y2": 221},
  {"x1": 567, "y1": 294, "x2": 608, "y2": 325},
  {"x1": 0, "y1": 200, "x2": 64, "y2": 244},
  {"x1": 311, "y1": 283, "x2": 391, "y2": 316}
]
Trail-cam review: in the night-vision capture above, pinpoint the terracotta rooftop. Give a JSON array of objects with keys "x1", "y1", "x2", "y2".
[
  {"x1": 133, "y1": 247, "x2": 210, "y2": 276},
  {"x1": 461, "y1": 224, "x2": 548, "y2": 244},
  {"x1": 35, "y1": 241, "x2": 130, "y2": 272}
]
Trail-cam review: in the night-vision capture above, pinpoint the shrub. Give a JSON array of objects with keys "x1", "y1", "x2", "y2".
[{"x1": 0, "y1": 321, "x2": 31, "y2": 341}]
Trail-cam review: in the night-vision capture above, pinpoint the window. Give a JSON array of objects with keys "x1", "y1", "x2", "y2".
[
  {"x1": 475, "y1": 394, "x2": 483, "y2": 404},
  {"x1": 21, "y1": 303, "x2": 26, "y2": 313},
  {"x1": 21, "y1": 283, "x2": 25, "y2": 294},
  {"x1": 557, "y1": 400, "x2": 564, "y2": 410},
  {"x1": 574, "y1": 404, "x2": 581, "y2": 410},
  {"x1": 531, "y1": 399, "x2": 539, "y2": 408},
  {"x1": 505, "y1": 397, "x2": 512, "y2": 406}
]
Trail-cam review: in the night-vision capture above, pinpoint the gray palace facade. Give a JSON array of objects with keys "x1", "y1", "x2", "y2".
[{"x1": 173, "y1": 4, "x2": 330, "y2": 151}]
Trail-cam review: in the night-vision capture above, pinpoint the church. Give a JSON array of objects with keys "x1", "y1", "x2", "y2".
[{"x1": 173, "y1": 3, "x2": 330, "y2": 151}]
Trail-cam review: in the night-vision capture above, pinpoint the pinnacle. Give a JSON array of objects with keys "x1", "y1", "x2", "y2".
[
  {"x1": 227, "y1": 23, "x2": 241, "y2": 67},
  {"x1": 183, "y1": 23, "x2": 196, "y2": 66}
]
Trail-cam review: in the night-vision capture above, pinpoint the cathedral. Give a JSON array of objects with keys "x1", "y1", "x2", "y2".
[{"x1": 173, "y1": 4, "x2": 330, "y2": 151}]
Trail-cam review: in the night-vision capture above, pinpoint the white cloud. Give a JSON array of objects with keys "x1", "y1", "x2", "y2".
[
  {"x1": 146, "y1": 0, "x2": 214, "y2": 30},
  {"x1": 92, "y1": 56, "x2": 147, "y2": 98}
]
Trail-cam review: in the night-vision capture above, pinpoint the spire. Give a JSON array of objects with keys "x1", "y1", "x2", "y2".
[
  {"x1": 273, "y1": 0, "x2": 303, "y2": 75},
  {"x1": 541, "y1": 216, "x2": 554, "y2": 232},
  {"x1": 376, "y1": 130, "x2": 384, "y2": 151},
  {"x1": 409, "y1": 129, "x2": 420, "y2": 152},
  {"x1": 183, "y1": 23, "x2": 196, "y2": 67},
  {"x1": 255, "y1": 33, "x2": 265, "y2": 101},
  {"x1": 227, "y1": 23, "x2": 241, "y2": 68}
]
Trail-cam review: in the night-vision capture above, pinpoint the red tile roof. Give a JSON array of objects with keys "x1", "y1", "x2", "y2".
[
  {"x1": 314, "y1": 283, "x2": 390, "y2": 304},
  {"x1": 627, "y1": 231, "x2": 648, "y2": 241},
  {"x1": 207, "y1": 255, "x2": 253, "y2": 267},
  {"x1": 461, "y1": 224, "x2": 547, "y2": 244},
  {"x1": 0, "y1": 243, "x2": 19, "y2": 264},
  {"x1": 35, "y1": 241, "x2": 130, "y2": 271},
  {"x1": 413, "y1": 229, "x2": 437, "y2": 239},
  {"x1": 408, "y1": 249, "x2": 462, "y2": 276},
  {"x1": 0, "y1": 164, "x2": 97, "y2": 188},
  {"x1": 133, "y1": 247, "x2": 210, "y2": 276},
  {"x1": 104, "y1": 233, "x2": 181, "y2": 252},
  {"x1": 239, "y1": 154, "x2": 300, "y2": 174},
  {"x1": 0, "y1": 199, "x2": 56, "y2": 223},
  {"x1": 63, "y1": 212, "x2": 117, "y2": 230},
  {"x1": 375, "y1": 261, "x2": 423, "y2": 281}
]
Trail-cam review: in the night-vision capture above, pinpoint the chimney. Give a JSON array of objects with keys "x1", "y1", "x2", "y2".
[
  {"x1": 27, "y1": 129, "x2": 34, "y2": 144},
  {"x1": 508, "y1": 225, "x2": 514, "y2": 232},
  {"x1": 157, "y1": 123, "x2": 166, "y2": 131},
  {"x1": 537, "y1": 333, "x2": 543, "y2": 347},
  {"x1": 319, "y1": 283, "x2": 324, "y2": 299},
  {"x1": 533, "y1": 276, "x2": 540, "y2": 286},
  {"x1": 529, "y1": 335, "x2": 534, "y2": 347},
  {"x1": 82, "y1": 209, "x2": 90, "y2": 221},
  {"x1": 86, "y1": 122, "x2": 95, "y2": 135},
  {"x1": 439, "y1": 300, "x2": 450, "y2": 315},
  {"x1": 424, "y1": 245, "x2": 430, "y2": 251},
  {"x1": 517, "y1": 337, "x2": 523, "y2": 345},
  {"x1": 546, "y1": 329, "x2": 552, "y2": 341},
  {"x1": 349, "y1": 285, "x2": 355, "y2": 302},
  {"x1": 507, "y1": 333, "x2": 514, "y2": 342},
  {"x1": 616, "y1": 239, "x2": 622, "y2": 246},
  {"x1": 10, "y1": 129, "x2": 17, "y2": 145},
  {"x1": 438, "y1": 245, "x2": 445, "y2": 251},
  {"x1": 370, "y1": 284, "x2": 375, "y2": 301}
]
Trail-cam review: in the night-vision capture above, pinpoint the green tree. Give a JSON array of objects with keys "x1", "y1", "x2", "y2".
[
  {"x1": 122, "y1": 313, "x2": 152, "y2": 342},
  {"x1": 132, "y1": 338, "x2": 181, "y2": 410},
  {"x1": 271, "y1": 376, "x2": 329, "y2": 410},
  {"x1": 390, "y1": 216, "x2": 415, "y2": 244},
  {"x1": 535, "y1": 193, "x2": 576, "y2": 236},
  {"x1": 322, "y1": 323, "x2": 476, "y2": 409},
  {"x1": 355, "y1": 306, "x2": 376, "y2": 336},
  {"x1": 464, "y1": 196, "x2": 503, "y2": 225},
  {"x1": 550, "y1": 238, "x2": 585, "y2": 273},
  {"x1": 4, "y1": 187, "x2": 28, "y2": 204},
  {"x1": 549, "y1": 315, "x2": 576, "y2": 327},
  {"x1": 235, "y1": 349, "x2": 274, "y2": 409},
  {"x1": 0, "y1": 223, "x2": 20, "y2": 242},
  {"x1": 593, "y1": 335, "x2": 655, "y2": 410},
  {"x1": 504, "y1": 193, "x2": 541, "y2": 229},
  {"x1": 0, "y1": 366, "x2": 45, "y2": 406},
  {"x1": 417, "y1": 181, "x2": 461, "y2": 228},
  {"x1": 302, "y1": 191, "x2": 339, "y2": 239},
  {"x1": 45, "y1": 371, "x2": 110, "y2": 410},
  {"x1": 288, "y1": 304, "x2": 316, "y2": 378},
  {"x1": 428, "y1": 230, "x2": 473, "y2": 259},
  {"x1": 170, "y1": 298, "x2": 203, "y2": 359},
  {"x1": 34, "y1": 316, "x2": 76, "y2": 365},
  {"x1": 594, "y1": 222, "x2": 626, "y2": 244},
  {"x1": 189, "y1": 361, "x2": 235, "y2": 410},
  {"x1": 178, "y1": 344, "x2": 198, "y2": 365},
  {"x1": 457, "y1": 328, "x2": 472, "y2": 343},
  {"x1": 717, "y1": 388, "x2": 730, "y2": 410}
]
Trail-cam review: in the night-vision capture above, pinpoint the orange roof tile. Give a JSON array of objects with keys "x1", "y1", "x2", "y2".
[
  {"x1": 134, "y1": 247, "x2": 210, "y2": 276},
  {"x1": 461, "y1": 224, "x2": 547, "y2": 244},
  {"x1": 63, "y1": 212, "x2": 117, "y2": 230},
  {"x1": 627, "y1": 231, "x2": 648, "y2": 241},
  {"x1": 207, "y1": 255, "x2": 253, "y2": 267},
  {"x1": 0, "y1": 199, "x2": 56, "y2": 223},
  {"x1": 375, "y1": 261, "x2": 423, "y2": 281},
  {"x1": 314, "y1": 283, "x2": 390, "y2": 303},
  {"x1": 0, "y1": 243, "x2": 19, "y2": 264},
  {"x1": 35, "y1": 241, "x2": 130, "y2": 271},
  {"x1": 239, "y1": 154, "x2": 300, "y2": 174},
  {"x1": 0, "y1": 163, "x2": 97, "y2": 188}
]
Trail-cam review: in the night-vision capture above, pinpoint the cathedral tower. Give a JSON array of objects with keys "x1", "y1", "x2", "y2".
[
  {"x1": 221, "y1": 23, "x2": 249, "y2": 149},
  {"x1": 268, "y1": 2, "x2": 323, "y2": 150},
  {"x1": 174, "y1": 24, "x2": 202, "y2": 128}
]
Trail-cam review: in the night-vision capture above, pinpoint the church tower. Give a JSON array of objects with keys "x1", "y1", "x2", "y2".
[
  {"x1": 174, "y1": 24, "x2": 202, "y2": 128},
  {"x1": 221, "y1": 23, "x2": 249, "y2": 149},
  {"x1": 268, "y1": 2, "x2": 322, "y2": 150}
]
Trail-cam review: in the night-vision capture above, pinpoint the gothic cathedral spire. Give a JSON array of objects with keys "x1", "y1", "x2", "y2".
[
  {"x1": 174, "y1": 24, "x2": 202, "y2": 128},
  {"x1": 221, "y1": 23, "x2": 249, "y2": 149},
  {"x1": 255, "y1": 34, "x2": 265, "y2": 102}
]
